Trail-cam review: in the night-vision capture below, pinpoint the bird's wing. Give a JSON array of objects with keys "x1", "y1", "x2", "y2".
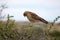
[{"x1": 31, "y1": 13, "x2": 48, "y2": 24}]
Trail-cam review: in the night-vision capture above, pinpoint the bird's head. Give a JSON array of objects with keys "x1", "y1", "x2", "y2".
[
  {"x1": 23, "y1": 12, "x2": 27, "y2": 16},
  {"x1": 23, "y1": 11, "x2": 31, "y2": 16}
]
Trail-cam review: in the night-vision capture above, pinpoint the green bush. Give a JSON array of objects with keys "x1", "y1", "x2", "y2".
[
  {"x1": 19, "y1": 25, "x2": 46, "y2": 40},
  {"x1": 0, "y1": 20, "x2": 20, "y2": 40},
  {"x1": 49, "y1": 30, "x2": 60, "y2": 37}
]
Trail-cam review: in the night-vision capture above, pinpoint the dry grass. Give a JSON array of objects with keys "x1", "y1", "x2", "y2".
[
  {"x1": 0, "y1": 20, "x2": 60, "y2": 40},
  {"x1": 15, "y1": 21, "x2": 60, "y2": 40}
]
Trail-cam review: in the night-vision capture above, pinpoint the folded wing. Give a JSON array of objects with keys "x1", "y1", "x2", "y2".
[{"x1": 31, "y1": 13, "x2": 48, "y2": 24}]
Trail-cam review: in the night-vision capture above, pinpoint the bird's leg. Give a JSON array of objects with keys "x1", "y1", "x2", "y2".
[{"x1": 30, "y1": 22, "x2": 33, "y2": 27}]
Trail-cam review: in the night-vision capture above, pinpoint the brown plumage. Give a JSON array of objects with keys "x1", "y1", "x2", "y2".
[{"x1": 23, "y1": 11, "x2": 48, "y2": 24}]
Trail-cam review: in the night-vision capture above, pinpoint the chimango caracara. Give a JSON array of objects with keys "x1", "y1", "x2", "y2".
[{"x1": 23, "y1": 11, "x2": 48, "y2": 24}]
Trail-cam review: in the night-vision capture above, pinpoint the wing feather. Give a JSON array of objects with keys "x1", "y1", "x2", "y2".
[{"x1": 31, "y1": 13, "x2": 48, "y2": 24}]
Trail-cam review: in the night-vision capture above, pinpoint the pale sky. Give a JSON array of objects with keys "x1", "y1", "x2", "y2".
[{"x1": 0, "y1": 0, "x2": 60, "y2": 22}]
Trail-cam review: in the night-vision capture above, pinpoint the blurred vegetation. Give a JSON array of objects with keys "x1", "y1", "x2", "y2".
[
  {"x1": 0, "y1": 4, "x2": 60, "y2": 40},
  {"x1": 45, "y1": 16, "x2": 60, "y2": 40},
  {"x1": 0, "y1": 20, "x2": 20, "y2": 40},
  {"x1": 0, "y1": 4, "x2": 20, "y2": 40}
]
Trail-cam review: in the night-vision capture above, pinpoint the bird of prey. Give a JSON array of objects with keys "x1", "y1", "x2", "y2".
[{"x1": 23, "y1": 11, "x2": 48, "y2": 24}]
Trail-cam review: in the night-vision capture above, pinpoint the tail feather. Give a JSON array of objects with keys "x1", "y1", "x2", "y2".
[{"x1": 39, "y1": 18, "x2": 48, "y2": 24}]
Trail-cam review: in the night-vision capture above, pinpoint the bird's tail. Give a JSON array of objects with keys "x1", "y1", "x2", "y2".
[
  {"x1": 39, "y1": 18, "x2": 48, "y2": 24},
  {"x1": 43, "y1": 20, "x2": 48, "y2": 24}
]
